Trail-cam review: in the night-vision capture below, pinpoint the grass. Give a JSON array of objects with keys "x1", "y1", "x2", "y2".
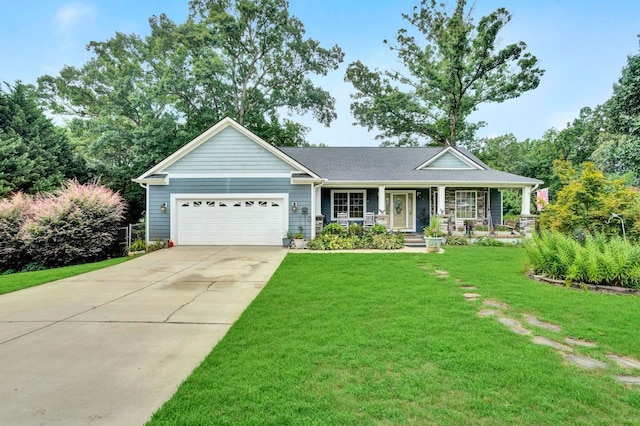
[
  {"x1": 0, "y1": 257, "x2": 131, "y2": 295},
  {"x1": 148, "y1": 246, "x2": 640, "y2": 425}
]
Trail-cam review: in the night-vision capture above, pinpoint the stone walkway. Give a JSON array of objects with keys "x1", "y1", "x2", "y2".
[{"x1": 425, "y1": 267, "x2": 640, "y2": 387}]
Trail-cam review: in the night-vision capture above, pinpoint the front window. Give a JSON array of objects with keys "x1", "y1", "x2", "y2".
[
  {"x1": 455, "y1": 191, "x2": 477, "y2": 219},
  {"x1": 331, "y1": 191, "x2": 365, "y2": 220}
]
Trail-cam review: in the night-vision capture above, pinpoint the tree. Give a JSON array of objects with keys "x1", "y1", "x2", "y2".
[
  {"x1": 38, "y1": 0, "x2": 343, "y2": 219},
  {"x1": 539, "y1": 161, "x2": 640, "y2": 241},
  {"x1": 151, "y1": 0, "x2": 344, "y2": 144},
  {"x1": 345, "y1": 0, "x2": 543, "y2": 146},
  {"x1": 605, "y1": 43, "x2": 640, "y2": 136},
  {"x1": 0, "y1": 82, "x2": 84, "y2": 197}
]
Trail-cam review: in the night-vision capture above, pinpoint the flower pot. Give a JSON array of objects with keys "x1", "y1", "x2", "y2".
[
  {"x1": 282, "y1": 238, "x2": 292, "y2": 247},
  {"x1": 292, "y1": 238, "x2": 307, "y2": 249},
  {"x1": 424, "y1": 236, "x2": 443, "y2": 253}
]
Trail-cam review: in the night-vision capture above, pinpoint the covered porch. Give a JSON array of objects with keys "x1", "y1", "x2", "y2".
[{"x1": 311, "y1": 184, "x2": 536, "y2": 236}]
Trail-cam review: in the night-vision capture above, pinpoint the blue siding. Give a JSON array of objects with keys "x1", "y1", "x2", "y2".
[
  {"x1": 427, "y1": 152, "x2": 470, "y2": 169},
  {"x1": 148, "y1": 178, "x2": 312, "y2": 241},
  {"x1": 490, "y1": 188, "x2": 503, "y2": 225},
  {"x1": 165, "y1": 127, "x2": 294, "y2": 174}
]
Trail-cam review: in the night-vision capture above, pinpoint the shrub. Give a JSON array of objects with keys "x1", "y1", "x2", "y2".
[
  {"x1": 524, "y1": 230, "x2": 640, "y2": 288},
  {"x1": 445, "y1": 236, "x2": 469, "y2": 246},
  {"x1": 0, "y1": 192, "x2": 32, "y2": 271},
  {"x1": 308, "y1": 226, "x2": 403, "y2": 250},
  {"x1": 347, "y1": 223, "x2": 364, "y2": 237},
  {"x1": 321, "y1": 223, "x2": 346, "y2": 236},
  {"x1": 369, "y1": 223, "x2": 388, "y2": 235},
  {"x1": 22, "y1": 180, "x2": 125, "y2": 268},
  {"x1": 474, "y1": 237, "x2": 506, "y2": 247}
]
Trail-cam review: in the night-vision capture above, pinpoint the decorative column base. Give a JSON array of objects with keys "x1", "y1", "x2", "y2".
[{"x1": 519, "y1": 215, "x2": 537, "y2": 233}]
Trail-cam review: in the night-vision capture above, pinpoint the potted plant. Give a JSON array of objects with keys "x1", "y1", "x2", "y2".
[
  {"x1": 423, "y1": 216, "x2": 444, "y2": 253},
  {"x1": 282, "y1": 231, "x2": 292, "y2": 248},
  {"x1": 292, "y1": 226, "x2": 306, "y2": 249}
]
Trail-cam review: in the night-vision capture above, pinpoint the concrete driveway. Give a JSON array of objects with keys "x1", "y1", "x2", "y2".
[{"x1": 0, "y1": 246, "x2": 287, "y2": 426}]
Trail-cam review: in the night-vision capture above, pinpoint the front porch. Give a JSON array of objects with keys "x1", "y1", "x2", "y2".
[{"x1": 313, "y1": 185, "x2": 536, "y2": 237}]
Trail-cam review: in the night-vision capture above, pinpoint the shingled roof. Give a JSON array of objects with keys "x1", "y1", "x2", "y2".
[{"x1": 279, "y1": 146, "x2": 542, "y2": 186}]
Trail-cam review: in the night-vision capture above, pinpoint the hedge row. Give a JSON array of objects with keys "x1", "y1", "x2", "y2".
[{"x1": 0, "y1": 180, "x2": 125, "y2": 272}]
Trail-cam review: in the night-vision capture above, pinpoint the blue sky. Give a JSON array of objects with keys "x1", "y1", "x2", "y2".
[{"x1": 1, "y1": 0, "x2": 639, "y2": 146}]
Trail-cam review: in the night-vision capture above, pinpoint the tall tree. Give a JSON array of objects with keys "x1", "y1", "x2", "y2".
[
  {"x1": 38, "y1": 0, "x2": 343, "y2": 219},
  {"x1": 345, "y1": 0, "x2": 544, "y2": 146},
  {"x1": 605, "y1": 43, "x2": 640, "y2": 136},
  {"x1": 0, "y1": 82, "x2": 84, "y2": 197}
]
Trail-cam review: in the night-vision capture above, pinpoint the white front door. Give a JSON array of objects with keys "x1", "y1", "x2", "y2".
[{"x1": 386, "y1": 191, "x2": 415, "y2": 231}]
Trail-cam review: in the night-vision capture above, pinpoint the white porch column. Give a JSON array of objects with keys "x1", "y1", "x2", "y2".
[
  {"x1": 314, "y1": 185, "x2": 322, "y2": 215},
  {"x1": 437, "y1": 186, "x2": 446, "y2": 215},
  {"x1": 378, "y1": 186, "x2": 386, "y2": 214},
  {"x1": 521, "y1": 186, "x2": 532, "y2": 215}
]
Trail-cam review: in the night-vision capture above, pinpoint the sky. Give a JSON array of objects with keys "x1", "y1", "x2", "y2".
[{"x1": 1, "y1": 0, "x2": 640, "y2": 147}]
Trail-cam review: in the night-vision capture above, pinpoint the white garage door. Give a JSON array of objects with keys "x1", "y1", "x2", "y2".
[{"x1": 176, "y1": 197, "x2": 285, "y2": 245}]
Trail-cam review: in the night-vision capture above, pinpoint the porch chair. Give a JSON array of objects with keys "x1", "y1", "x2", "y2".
[
  {"x1": 363, "y1": 212, "x2": 375, "y2": 230},
  {"x1": 337, "y1": 212, "x2": 349, "y2": 229}
]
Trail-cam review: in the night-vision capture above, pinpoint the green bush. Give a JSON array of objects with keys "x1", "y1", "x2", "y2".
[
  {"x1": 308, "y1": 226, "x2": 403, "y2": 250},
  {"x1": 474, "y1": 237, "x2": 506, "y2": 247},
  {"x1": 129, "y1": 239, "x2": 147, "y2": 252},
  {"x1": 445, "y1": 236, "x2": 469, "y2": 246},
  {"x1": 524, "y1": 230, "x2": 640, "y2": 288},
  {"x1": 321, "y1": 223, "x2": 346, "y2": 236}
]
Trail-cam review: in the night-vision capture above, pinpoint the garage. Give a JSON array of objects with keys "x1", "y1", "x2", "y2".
[{"x1": 174, "y1": 196, "x2": 286, "y2": 245}]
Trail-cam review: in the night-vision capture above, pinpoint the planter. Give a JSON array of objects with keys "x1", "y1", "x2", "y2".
[
  {"x1": 292, "y1": 238, "x2": 307, "y2": 249},
  {"x1": 424, "y1": 236, "x2": 443, "y2": 253},
  {"x1": 282, "y1": 238, "x2": 292, "y2": 248}
]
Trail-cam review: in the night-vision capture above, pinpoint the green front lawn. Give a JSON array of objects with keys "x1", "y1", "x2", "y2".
[
  {"x1": 149, "y1": 247, "x2": 640, "y2": 425},
  {"x1": 0, "y1": 257, "x2": 131, "y2": 295}
]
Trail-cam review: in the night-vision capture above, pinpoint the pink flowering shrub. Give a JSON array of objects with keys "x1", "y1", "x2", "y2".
[
  {"x1": 0, "y1": 180, "x2": 126, "y2": 271},
  {"x1": 0, "y1": 192, "x2": 33, "y2": 271},
  {"x1": 22, "y1": 180, "x2": 126, "y2": 268}
]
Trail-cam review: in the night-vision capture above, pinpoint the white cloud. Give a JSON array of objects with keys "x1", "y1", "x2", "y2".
[{"x1": 55, "y1": 2, "x2": 96, "y2": 32}]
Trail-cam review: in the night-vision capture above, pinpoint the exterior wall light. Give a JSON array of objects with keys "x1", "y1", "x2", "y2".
[
  {"x1": 160, "y1": 202, "x2": 168, "y2": 212},
  {"x1": 291, "y1": 202, "x2": 298, "y2": 213}
]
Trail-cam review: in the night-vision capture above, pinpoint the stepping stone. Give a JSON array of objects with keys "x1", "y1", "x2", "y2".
[
  {"x1": 460, "y1": 285, "x2": 476, "y2": 290},
  {"x1": 616, "y1": 375, "x2": 640, "y2": 385},
  {"x1": 608, "y1": 354, "x2": 640, "y2": 370},
  {"x1": 511, "y1": 326, "x2": 532, "y2": 335},
  {"x1": 524, "y1": 314, "x2": 562, "y2": 332},
  {"x1": 478, "y1": 309, "x2": 499, "y2": 317},
  {"x1": 463, "y1": 293, "x2": 481, "y2": 300},
  {"x1": 562, "y1": 354, "x2": 607, "y2": 370},
  {"x1": 496, "y1": 317, "x2": 519, "y2": 328},
  {"x1": 434, "y1": 270, "x2": 449, "y2": 276},
  {"x1": 483, "y1": 300, "x2": 509, "y2": 309},
  {"x1": 533, "y1": 336, "x2": 573, "y2": 352},
  {"x1": 564, "y1": 337, "x2": 598, "y2": 348}
]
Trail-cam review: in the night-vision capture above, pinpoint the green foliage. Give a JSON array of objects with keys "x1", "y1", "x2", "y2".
[
  {"x1": 321, "y1": 222, "x2": 347, "y2": 236},
  {"x1": 444, "y1": 236, "x2": 468, "y2": 246},
  {"x1": 423, "y1": 215, "x2": 442, "y2": 237},
  {"x1": 524, "y1": 231, "x2": 640, "y2": 288},
  {"x1": 473, "y1": 236, "x2": 507, "y2": 247},
  {"x1": 345, "y1": 0, "x2": 543, "y2": 146},
  {"x1": 539, "y1": 161, "x2": 640, "y2": 241},
  {"x1": 0, "y1": 82, "x2": 85, "y2": 197},
  {"x1": 369, "y1": 223, "x2": 388, "y2": 235},
  {"x1": 308, "y1": 227, "x2": 403, "y2": 250},
  {"x1": 129, "y1": 239, "x2": 147, "y2": 252}
]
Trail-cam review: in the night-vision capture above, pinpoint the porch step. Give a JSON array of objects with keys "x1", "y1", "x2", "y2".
[{"x1": 403, "y1": 233, "x2": 426, "y2": 247}]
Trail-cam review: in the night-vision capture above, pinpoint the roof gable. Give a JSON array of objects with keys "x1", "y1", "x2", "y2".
[
  {"x1": 134, "y1": 117, "x2": 318, "y2": 181},
  {"x1": 416, "y1": 147, "x2": 484, "y2": 170}
]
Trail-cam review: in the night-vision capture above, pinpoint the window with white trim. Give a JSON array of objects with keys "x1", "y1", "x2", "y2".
[
  {"x1": 455, "y1": 191, "x2": 477, "y2": 219},
  {"x1": 331, "y1": 190, "x2": 365, "y2": 220}
]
